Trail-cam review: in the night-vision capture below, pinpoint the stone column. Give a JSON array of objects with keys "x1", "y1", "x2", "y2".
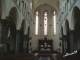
[
  {"x1": 26, "y1": 36, "x2": 29, "y2": 53},
  {"x1": 15, "y1": 30, "x2": 21, "y2": 54},
  {"x1": 62, "y1": 38, "x2": 64, "y2": 53},
  {"x1": 63, "y1": 35, "x2": 67, "y2": 53},
  {"x1": 23, "y1": 35, "x2": 27, "y2": 53},
  {"x1": 0, "y1": 19, "x2": 8, "y2": 56},
  {"x1": 69, "y1": 30, "x2": 74, "y2": 52},
  {"x1": 59, "y1": 37, "x2": 64, "y2": 53},
  {"x1": 0, "y1": 19, "x2": 8, "y2": 44}
]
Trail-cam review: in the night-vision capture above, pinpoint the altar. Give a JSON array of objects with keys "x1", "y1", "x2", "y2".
[{"x1": 38, "y1": 37, "x2": 53, "y2": 51}]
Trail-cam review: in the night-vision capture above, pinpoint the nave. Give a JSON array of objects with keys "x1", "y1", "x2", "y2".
[{"x1": 0, "y1": 0, "x2": 80, "y2": 60}]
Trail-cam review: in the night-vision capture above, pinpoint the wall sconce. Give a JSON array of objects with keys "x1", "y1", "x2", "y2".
[
  {"x1": 59, "y1": 37, "x2": 62, "y2": 40},
  {"x1": 50, "y1": 25, "x2": 52, "y2": 26},
  {"x1": 62, "y1": 12, "x2": 63, "y2": 14},
  {"x1": 59, "y1": 42, "x2": 61, "y2": 47},
  {"x1": 33, "y1": 22, "x2": 35, "y2": 24},
  {"x1": 40, "y1": 25, "x2": 42, "y2": 26},
  {"x1": 28, "y1": 12, "x2": 29, "y2": 14},
  {"x1": 29, "y1": 36, "x2": 32, "y2": 40}
]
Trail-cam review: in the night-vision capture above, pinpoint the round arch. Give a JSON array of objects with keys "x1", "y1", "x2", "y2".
[
  {"x1": 6, "y1": 7, "x2": 19, "y2": 52},
  {"x1": 73, "y1": 7, "x2": 80, "y2": 50},
  {"x1": 71, "y1": 6, "x2": 80, "y2": 30},
  {"x1": 65, "y1": 20, "x2": 69, "y2": 33},
  {"x1": 19, "y1": 19, "x2": 27, "y2": 52},
  {"x1": 21, "y1": 19, "x2": 27, "y2": 35},
  {"x1": 63, "y1": 20, "x2": 69, "y2": 35},
  {"x1": 64, "y1": 19, "x2": 71, "y2": 53},
  {"x1": 9, "y1": 7, "x2": 19, "y2": 25},
  {"x1": 0, "y1": 0, "x2": 6, "y2": 19}
]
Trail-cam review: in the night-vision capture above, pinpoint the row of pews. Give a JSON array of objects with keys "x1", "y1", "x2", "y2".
[
  {"x1": 63, "y1": 50, "x2": 80, "y2": 60},
  {"x1": 0, "y1": 53, "x2": 39, "y2": 60},
  {"x1": 0, "y1": 50, "x2": 80, "y2": 60},
  {"x1": 51, "y1": 50, "x2": 80, "y2": 60}
]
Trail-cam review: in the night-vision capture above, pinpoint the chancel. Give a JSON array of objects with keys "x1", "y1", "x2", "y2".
[
  {"x1": 38, "y1": 37, "x2": 53, "y2": 52},
  {"x1": 0, "y1": 0, "x2": 80, "y2": 60}
]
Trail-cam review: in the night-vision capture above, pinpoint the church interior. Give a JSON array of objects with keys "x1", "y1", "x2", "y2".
[{"x1": 0, "y1": 0, "x2": 80, "y2": 60}]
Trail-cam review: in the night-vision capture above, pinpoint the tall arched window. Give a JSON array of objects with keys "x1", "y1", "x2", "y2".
[
  {"x1": 53, "y1": 11, "x2": 56, "y2": 35},
  {"x1": 35, "y1": 11, "x2": 39, "y2": 35},
  {"x1": 44, "y1": 12, "x2": 47, "y2": 35}
]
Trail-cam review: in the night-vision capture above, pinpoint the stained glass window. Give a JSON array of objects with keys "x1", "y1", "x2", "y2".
[
  {"x1": 44, "y1": 12, "x2": 47, "y2": 35},
  {"x1": 53, "y1": 11, "x2": 56, "y2": 35},
  {"x1": 35, "y1": 11, "x2": 39, "y2": 35}
]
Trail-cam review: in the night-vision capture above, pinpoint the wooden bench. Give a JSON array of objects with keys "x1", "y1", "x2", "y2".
[
  {"x1": 13, "y1": 56, "x2": 39, "y2": 60},
  {"x1": 63, "y1": 50, "x2": 80, "y2": 60},
  {"x1": 64, "y1": 54, "x2": 80, "y2": 60},
  {"x1": 1, "y1": 53, "x2": 39, "y2": 60}
]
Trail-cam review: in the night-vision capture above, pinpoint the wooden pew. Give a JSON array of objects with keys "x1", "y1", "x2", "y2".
[
  {"x1": 2, "y1": 53, "x2": 39, "y2": 60},
  {"x1": 63, "y1": 50, "x2": 80, "y2": 60},
  {"x1": 13, "y1": 56, "x2": 39, "y2": 60},
  {"x1": 63, "y1": 54, "x2": 80, "y2": 60},
  {"x1": 12, "y1": 53, "x2": 39, "y2": 60}
]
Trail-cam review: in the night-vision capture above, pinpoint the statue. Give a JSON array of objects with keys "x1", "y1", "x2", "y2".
[{"x1": 44, "y1": 37, "x2": 47, "y2": 40}]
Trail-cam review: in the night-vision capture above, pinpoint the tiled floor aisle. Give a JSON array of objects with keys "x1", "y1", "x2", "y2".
[{"x1": 39, "y1": 57, "x2": 50, "y2": 60}]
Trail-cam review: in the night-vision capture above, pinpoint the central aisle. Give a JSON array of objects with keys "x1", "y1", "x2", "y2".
[{"x1": 39, "y1": 57, "x2": 50, "y2": 60}]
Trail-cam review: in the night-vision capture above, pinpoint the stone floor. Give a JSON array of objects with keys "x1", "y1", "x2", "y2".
[{"x1": 39, "y1": 57, "x2": 50, "y2": 60}]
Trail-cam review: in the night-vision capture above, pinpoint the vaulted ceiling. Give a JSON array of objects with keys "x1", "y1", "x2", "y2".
[
  {"x1": 32, "y1": 0, "x2": 64, "y2": 13},
  {"x1": 32, "y1": 0, "x2": 64, "y2": 12}
]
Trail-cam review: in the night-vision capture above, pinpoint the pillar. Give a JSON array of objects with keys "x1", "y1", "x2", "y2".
[
  {"x1": 0, "y1": 19, "x2": 8, "y2": 56},
  {"x1": 61, "y1": 38, "x2": 64, "y2": 53},
  {"x1": 23, "y1": 35, "x2": 27, "y2": 53},
  {"x1": 26, "y1": 36, "x2": 29, "y2": 53},
  {"x1": 15, "y1": 30, "x2": 21, "y2": 54},
  {"x1": 63, "y1": 35, "x2": 67, "y2": 53},
  {"x1": 0, "y1": 19, "x2": 8, "y2": 44},
  {"x1": 69, "y1": 30, "x2": 74, "y2": 52}
]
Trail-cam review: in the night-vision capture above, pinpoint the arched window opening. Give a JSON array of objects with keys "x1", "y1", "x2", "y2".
[
  {"x1": 44, "y1": 12, "x2": 47, "y2": 35},
  {"x1": 30, "y1": 2, "x2": 32, "y2": 10},
  {"x1": 8, "y1": 28, "x2": 10, "y2": 37},
  {"x1": 53, "y1": 11, "x2": 56, "y2": 35},
  {"x1": 35, "y1": 11, "x2": 39, "y2": 35}
]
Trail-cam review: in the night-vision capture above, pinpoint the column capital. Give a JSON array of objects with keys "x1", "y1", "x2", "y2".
[
  {"x1": 63, "y1": 35, "x2": 67, "y2": 38},
  {"x1": 63, "y1": 35, "x2": 67, "y2": 41},
  {"x1": 24, "y1": 35, "x2": 27, "y2": 40},
  {"x1": 69, "y1": 30, "x2": 74, "y2": 34},
  {"x1": 24, "y1": 35, "x2": 27, "y2": 37},
  {"x1": 0, "y1": 19, "x2": 9, "y2": 26},
  {"x1": 69, "y1": 30, "x2": 74, "y2": 33},
  {"x1": 59, "y1": 36, "x2": 63, "y2": 40},
  {"x1": 16, "y1": 30, "x2": 21, "y2": 33}
]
